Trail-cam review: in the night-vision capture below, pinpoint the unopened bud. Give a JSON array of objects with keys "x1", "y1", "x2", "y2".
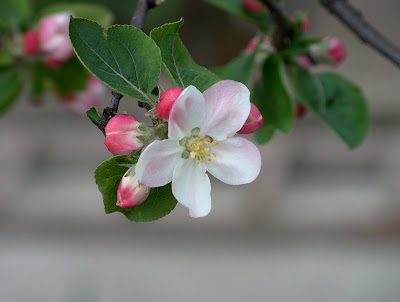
[
  {"x1": 23, "y1": 30, "x2": 39, "y2": 55},
  {"x1": 309, "y1": 36, "x2": 346, "y2": 66},
  {"x1": 37, "y1": 13, "x2": 74, "y2": 62},
  {"x1": 242, "y1": 0, "x2": 265, "y2": 12},
  {"x1": 295, "y1": 55, "x2": 312, "y2": 68},
  {"x1": 296, "y1": 103, "x2": 308, "y2": 118},
  {"x1": 104, "y1": 114, "x2": 149, "y2": 155},
  {"x1": 237, "y1": 103, "x2": 264, "y2": 134},
  {"x1": 156, "y1": 86, "x2": 183, "y2": 119},
  {"x1": 117, "y1": 169, "x2": 149, "y2": 208}
]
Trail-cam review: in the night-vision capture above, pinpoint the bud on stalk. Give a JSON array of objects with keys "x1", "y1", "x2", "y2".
[
  {"x1": 156, "y1": 86, "x2": 183, "y2": 119},
  {"x1": 117, "y1": 168, "x2": 149, "y2": 208},
  {"x1": 238, "y1": 103, "x2": 264, "y2": 134}
]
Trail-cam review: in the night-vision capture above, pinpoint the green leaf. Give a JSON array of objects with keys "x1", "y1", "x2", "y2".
[
  {"x1": 95, "y1": 156, "x2": 178, "y2": 222},
  {"x1": 0, "y1": 68, "x2": 23, "y2": 115},
  {"x1": 150, "y1": 19, "x2": 220, "y2": 92},
  {"x1": 0, "y1": 0, "x2": 29, "y2": 28},
  {"x1": 202, "y1": 0, "x2": 273, "y2": 30},
  {"x1": 0, "y1": 52, "x2": 14, "y2": 67},
  {"x1": 40, "y1": 3, "x2": 114, "y2": 28},
  {"x1": 254, "y1": 124, "x2": 274, "y2": 144},
  {"x1": 69, "y1": 18, "x2": 161, "y2": 104},
  {"x1": 45, "y1": 57, "x2": 88, "y2": 96},
  {"x1": 258, "y1": 54, "x2": 295, "y2": 132},
  {"x1": 86, "y1": 107, "x2": 105, "y2": 135},
  {"x1": 294, "y1": 68, "x2": 369, "y2": 149},
  {"x1": 213, "y1": 52, "x2": 257, "y2": 84}
]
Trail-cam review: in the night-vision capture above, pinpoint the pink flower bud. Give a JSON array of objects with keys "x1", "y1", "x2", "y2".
[
  {"x1": 23, "y1": 30, "x2": 39, "y2": 55},
  {"x1": 296, "y1": 103, "x2": 308, "y2": 118},
  {"x1": 37, "y1": 13, "x2": 74, "y2": 63},
  {"x1": 117, "y1": 171, "x2": 149, "y2": 208},
  {"x1": 237, "y1": 103, "x2": 264, "y2": 134},
  {"x1": 242, "y1": 0, "x2": 265, "y2": 12},
  {"x1": 324, "y1": 36, "x2": 346, "y2": 65},
  {"x1": 295, "y1": 55, "x2": 312, "y2": 68},
  {"x1": 44, "y1": 57, "x2": 63, "y2": 68},
  {"x1": 156, "y1": 86, "x2": 184, "y2": 119},
  {"x1": 302, "y1": 18, "x2": 310, "y2": 33},
  {"x1": 104, "y1": 114, "x2": 145, "y2": 155},
  {"x1": 246, "y1": 37, "x2": 258, "y2": 52}
]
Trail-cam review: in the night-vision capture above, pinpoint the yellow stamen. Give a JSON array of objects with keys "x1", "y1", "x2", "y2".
[
  {"x1": 213, "y1": 153, "x2": 216, "y2": 157},
  {"x1": 214, "y1": 141, "x2": 219, "y2": 146},
  {"x1": 190, "y1": 151, "x2": 197, "y2": 159},
  {"x1": 208, "y1": 158, "x2": 212, "y2": 162},
  {"x1": 196, "y1": 161, "x2": 200, "y2": 165}
]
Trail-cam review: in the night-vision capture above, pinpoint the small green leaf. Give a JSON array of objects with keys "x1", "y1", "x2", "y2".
[
  {"x1": 294, "y1": 68, "x2": 369, "y2": 149},
  {"x1": 86, "y1": 107, "x2": 105, "y2": 135},
  {"x1": 95, "y1": 156, "x2": 178, "y2": 222},
  {"x1": 0, "y1": 52, "x2": 14, "y2": 67},
  {"x1": 213, "y1": 52, "x2": 257, "y2": 84},
  {"x1": 254, "y1": 124, "x2": 275, "y2": 144},
  {"x1": 69, "y1": 18, "x2": 161, "y2": 104},
  {"x1": 40, "y1": 3, "x2": 114, "y2": 28},
  {"x1": 0, "y1": 68, "x2": 23, "y2": 115},
  {"x1": 259, "y1": 54, "x2": 295, "y2": 133},
  {"x1": 202, "y1": 0, "x2": 273, "y2": 30},
  {"x1": 0, "y1": 0, "x2": 29, "y2": 28},
  {"x1": 150, "y1": 19, "x2": 220, "y2": 92}
]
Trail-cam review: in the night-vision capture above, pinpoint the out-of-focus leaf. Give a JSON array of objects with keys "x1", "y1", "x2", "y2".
[
  {"x1": 0, "y1": 0, "x2": 29, "y2": 28},
  {"x1": 0, "y1": 68, "x2": 23, "y2": 115},
  {"x1": 213, "y1": 52, "x2": 257, "y2": 84}
]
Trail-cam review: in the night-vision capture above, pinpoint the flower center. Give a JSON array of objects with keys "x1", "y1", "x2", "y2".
[{"x1": 180, "y1": 128, "x2": 218, "y2": 165}]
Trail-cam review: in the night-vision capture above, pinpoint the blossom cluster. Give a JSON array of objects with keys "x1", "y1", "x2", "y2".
[{"x1": 104, "y1": 80, "x2": 263, "y2": 218}]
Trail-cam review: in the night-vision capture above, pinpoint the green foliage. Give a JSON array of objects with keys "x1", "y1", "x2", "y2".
[
  {"x1": 69, "y1": 18, "x2": 161, "y2": 104},
  {"x1": 0, "y1": 0, "x2": 29, "y2": 28},
  {"x1": 86, "y1": 107, "x2": 105, "y2": 135},
  {"x1": 150, "y1": 19, "x2": 220, "y2": 92},
  {"x1": 254, "y1": 124, "x2": 275, "y2": 144},
  {"x1": 202, "y1": 0, "x2": 273, "y2": 30},
  {"x1": 0, "y1": 68, "x2": 23, "y2": 115},
  {"x1": 294, "y1": 68, "x2": 369, "y2": 149},
  {"x1": 40, "y1": 3, "x2": 114, "y2": 28},
  {"x1": 95, "y1": 156, "x2": 178, "y2": 222},
  {"x1": 213, "y1": 52, "x2": 257, "y2": 85},
  {"x1": 258, "y1": 54, "x2": 295, "y2": 133}
]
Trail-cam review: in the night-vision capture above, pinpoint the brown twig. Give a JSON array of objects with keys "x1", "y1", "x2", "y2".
[
  {"x1": 259, "y1": 0, "x2": 294, "y2": 51},
  {"x1": 320, "y1": 0, "x2": 400, "y2": 68},
  {"x1": 98, "y1": 0, "x2": 162, "y2": 131}
]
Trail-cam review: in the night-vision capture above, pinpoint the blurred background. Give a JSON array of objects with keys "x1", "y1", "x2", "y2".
[{"x1": 1, "y1": 0, "x2": 400, "y2": 301}]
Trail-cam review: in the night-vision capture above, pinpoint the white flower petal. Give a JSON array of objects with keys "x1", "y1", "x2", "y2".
[
  {"x1": 172, "y1": 159, "x2": 211, "y2": 218},
  {"x1": 201, "y1": 80, "x2": 251, "y2": 141},
  {"x1": 168, "y1": 86, "x2": 206, "y2": 140},
  {"x1": 135, "y1": 139, "x2": 183, "y2": 187},
  {"x1": 207, "y1": 137, "x2": 261, "y2": 185}
]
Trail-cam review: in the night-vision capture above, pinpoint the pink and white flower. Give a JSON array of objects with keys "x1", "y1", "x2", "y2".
[
  {"x1": 156, "y1": 86, "x2": 183, "y2": 119},
  {"x1": 117, "y1": 169, "x2": 149, "y2": 208},
  {"x1": 37, "y1": 12, "x2": 74, "y2": 63},
  {"x1": 135, "y1": 80, "x2": 262, "y2": 218}
]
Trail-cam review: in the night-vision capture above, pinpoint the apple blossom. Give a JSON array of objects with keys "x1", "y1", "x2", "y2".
[
  {"x1": 135, "y1": 80, "x2": 262, "y2": 218},
  {"x1": 23, "y1": 30, "x2": 39, "y2": 55},
  {"x1": 242, "y1": 0, "x2": 265, "y2": 12},
  {"x1": 104, "y1": 114, "x2": 149, "y2": 155},
  {"x1": 63, "y1": 76, "x2": 105, "y2": 114},
  {"x1": 156, "y1": 86, "x2": 183, "y2": 119},
  {"x1": 117, "y1": 169, "x2": 149, "y2": 208},
  {"x1": 37, "y1": 13, "x2": 74, "y2": 63},
  {"x1": 237, "y1": 103, "x2": 264, "y2": 134},
  {"x1": 324, "y1": 36, "x2": 346, "y2": 65},
  {"x1": 295, "y1": 55, "x2": 312, "y2": 68}
]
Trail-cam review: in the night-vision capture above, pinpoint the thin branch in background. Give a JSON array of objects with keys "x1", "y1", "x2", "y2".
[
  {"x1": 320, "y1": 0, "x2": 400, "y2": 68},
  {"x1": 98, "y1": 0, "x2": 162, "y2": 131},
  {"x1": 259, "y1": 0, "x2": 294, "y2": 51}
]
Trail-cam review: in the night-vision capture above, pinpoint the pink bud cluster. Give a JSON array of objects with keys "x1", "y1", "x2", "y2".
[
  {"x1": 242, "y1": 0, "x2": 265, "y2": 12},
  {"x1": 117, "y1": 170, "x2": 149, "y2": 208},
  {"x1": 23, "y1": 13, "x2": 74, "y2": 67}
]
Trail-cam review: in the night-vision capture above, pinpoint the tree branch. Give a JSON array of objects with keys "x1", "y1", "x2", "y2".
[
  {"x1": 320, "y1": 0, "x2": 400, "y2": 68},
  {"x1": 98, "y1": 0, "x2": 162, "y2": 131},
  {"x1": 259, "y1": 0, "x2": 294, "y2": 51}
]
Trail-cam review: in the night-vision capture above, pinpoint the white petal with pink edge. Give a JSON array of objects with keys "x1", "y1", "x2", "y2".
[
  {"x1": 135, "y1": 140, "x2": 183, "y2": 187},
  {"x1": 172, "y1": 159, "x2": 211, "y2": 218},
  {"x1": 201, "y1": 80, "x2": 251, "y2": 141},
  {"x1": 207, "y1": 137, "x2": 261, "y2": 185},
  {"x1": 168, "y1": 86, "x2": 206, "y2": 140}
]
